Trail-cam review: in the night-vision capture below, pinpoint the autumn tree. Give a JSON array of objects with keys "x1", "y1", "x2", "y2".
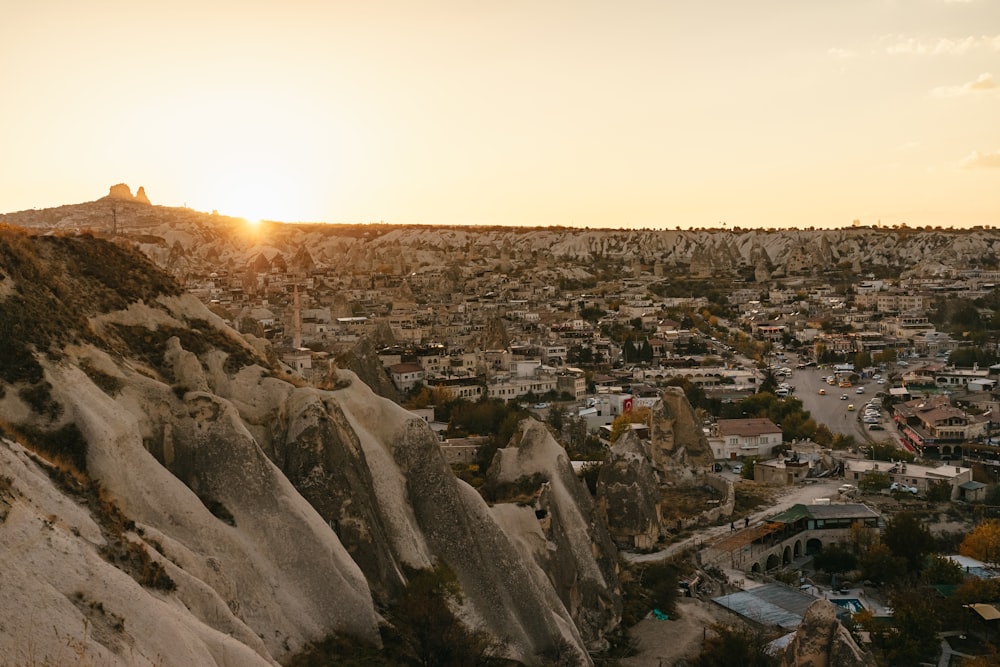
[
  {"x1": 960, "y1": 519, "x2": 1000, "y2": 565},
  {"x1": 608, "y1": 406, "x2": 651, "y2": 444}
]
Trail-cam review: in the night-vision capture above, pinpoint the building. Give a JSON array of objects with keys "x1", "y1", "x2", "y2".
[
  {"x1": 389, "y1": 362, "x2": 425, "y2": 392},
  {"x1": 843, "y1": 459, "x2": 973, "y2": 499},
  {"x1": 710, "y1": 418, "x2": 783, "y2": 460}
]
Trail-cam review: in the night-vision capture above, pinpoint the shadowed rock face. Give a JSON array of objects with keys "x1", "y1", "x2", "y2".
[
  {"x1": 488, "y1": 420, "x2": 622, "y2": 651},
  {"x1": 778, "y1": 600, "x2": 873, "y2": 667},
  {"x1": 393, "y1": 418, "x2": 593, "y2": 665},
  {"x1": 0, "y1": 233, "x2": 616, "y2": 666},
  {"x1": 596, "y1": 431, "x2": 663, "y2": 550},
  {"x1": 649, "y1": 386, "x2": 714, "y2": 474}
]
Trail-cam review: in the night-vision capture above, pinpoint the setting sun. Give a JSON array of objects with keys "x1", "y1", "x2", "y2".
[{"x1": 1, "y1": 2, "x2": 999, "y2": 228}]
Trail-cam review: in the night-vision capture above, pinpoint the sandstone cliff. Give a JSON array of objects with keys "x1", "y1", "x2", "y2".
[{"x1": 0, "y1": 230, "x2": 605, "y2": 665}]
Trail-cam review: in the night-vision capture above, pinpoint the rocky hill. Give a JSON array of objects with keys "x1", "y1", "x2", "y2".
[
  {"x1": 3, "y1": 189, "x2": 1000, "y2": 280},
  {"x1": 0, "y1": 228, "x2": 620, "y2": 665}
]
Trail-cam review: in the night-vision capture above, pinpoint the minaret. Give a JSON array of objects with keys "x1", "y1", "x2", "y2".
[{"x1": 293, "y1": 284, "x2": 302, "y2": 349}]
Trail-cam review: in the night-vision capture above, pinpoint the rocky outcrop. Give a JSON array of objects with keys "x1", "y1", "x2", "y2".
[
  {"x1": 596, "y1": 431, "x2": 663, "y2": 550},
  {"x1": 649, "y1": 386, "x2": 714, "y2": 474},
  {"x1": 488, "y1": 419, "x2": 622, "y2": 651},
  {"x1": 0, "y1": 233, "x2": 613, "y2": 666},
  {"x1": 103, "y1": 183, "x2": 151, "y2": 204},
  {"x1": 778, "y1": 600, "x2": 873, "y2": 667}
]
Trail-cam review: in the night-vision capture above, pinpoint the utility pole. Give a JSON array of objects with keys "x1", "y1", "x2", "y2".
[{"x1": 111, "y1": 206, "x2": 117, "y2": 235}]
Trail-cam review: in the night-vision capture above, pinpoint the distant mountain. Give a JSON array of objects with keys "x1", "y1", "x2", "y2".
[{"x1": 4, "y1": 191, "x2": 1000, "y2": 281}]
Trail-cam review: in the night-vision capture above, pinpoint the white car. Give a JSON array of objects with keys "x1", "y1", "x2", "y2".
[{"x1": 838, "y1": 484, "x2": 855, "y2": 494}]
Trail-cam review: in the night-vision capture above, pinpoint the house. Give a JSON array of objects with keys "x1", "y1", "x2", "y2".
[
  {"x1": 843, "y1": 459, "x2": 973, "y2": 499},
  {"x1": 710, "y1": 418, "x2": 783, "y2": 460},
  {"x1": 389, "y1": 362, "x2": 425, "y2": 392},
  {"x1": 754, "y1": 452, "x2": 812, "y2": 486}
]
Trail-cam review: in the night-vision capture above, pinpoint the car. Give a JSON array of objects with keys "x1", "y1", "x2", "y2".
[
  {"x1": 532, "y1": 402, "x2": 549, "y2": 409},
  {"x1": 838, "y1": 484, "x2": 855, "y2": 494},
  {"x1": 818, "y1": 388, "x2": 826, "y2": 395},
  {"x1": 841, "y1": 394, "x2": 849, "y2": 400},
  {"x1": 890, "y1": 482, "x2": 918, "y2": 494},
  {"x1": 863, "y1": 417, "x2": 879, "y2": 424},
  {"x1": 731, "y1": 463, "x2": 743, "y2": 474},
  {"x1": 876, "y1": 378, "x2": 886, "y2": 384},
  {"x1": 847, "y1": 404, "x2": 855, "y2": 411},
  {"x1": 868, "y1": 424, "x2": 884, "y2": 431},
  {"x1": 855, "y1": 386, "x2": 865, "y2": 394}
]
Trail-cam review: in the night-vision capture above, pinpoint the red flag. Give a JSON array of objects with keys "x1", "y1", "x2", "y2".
[{"x1": 623, "y1": 397, "x2": 633, "y2": 413}]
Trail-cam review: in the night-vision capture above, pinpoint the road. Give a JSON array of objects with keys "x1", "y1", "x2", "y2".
[{"x1": 790, "y1": 367, "x2": 877, "y2": 437}]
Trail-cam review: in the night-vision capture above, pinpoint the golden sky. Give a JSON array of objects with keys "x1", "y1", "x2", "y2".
[{"x1": 1, "y1": 1, "x2": 998, "y2": 228}]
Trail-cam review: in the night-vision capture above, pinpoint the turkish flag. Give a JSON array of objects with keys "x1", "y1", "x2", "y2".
[{"x1": 623, "y1": 397, "x2": 633, "y2": 413}]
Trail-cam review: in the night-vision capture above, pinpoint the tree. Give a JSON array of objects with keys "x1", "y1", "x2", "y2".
[
  {"x1": 883, "y1": 511, "x2": 934, "y2": 574},
  {"x1": 546, "y1": 403, "x2": 566, "y2": 432},
  {"x1": 608, "y1": 407, "x2": 651, "y2": 444},
  {"x1": 813, "y1": 542, "x2": 858, "y2": 574},
  {"x1": 860, "y1": 543, "x2": 907, "y2": 585},
  {"x1": 922, "y1": 554, "x2": 966, "y2": 585},
  {"x1": 859, "y1": 471, "x2": 890, "y2": 493},
  {"x1": 926, "y1": 479, "x2": 953, "y2": 503},
  {"x1": 960, "y1": 519, "x2": 1000, "y2": 565},
  {"x1": 691, "y1": 623, "x2": 778, "y2": 667}
]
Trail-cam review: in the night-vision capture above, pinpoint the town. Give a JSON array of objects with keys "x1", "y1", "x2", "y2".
[{"x1": 168, "y1": 222, "x2": 1000, "y2": 664}]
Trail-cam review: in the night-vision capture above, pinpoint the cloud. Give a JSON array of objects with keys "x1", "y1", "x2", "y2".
[
  {"x1": 957, "y1": 150, "x2": 1000, "y2": 169},
  {"x1": 884, "y1": 34, "x2": 1000, "y2": 55},
  {"x1": 827, "y1": 47, "x2": 854, "y2": 59},
  {"x1": 932, "y1": 72, "x2": 998, "y2": 96}
]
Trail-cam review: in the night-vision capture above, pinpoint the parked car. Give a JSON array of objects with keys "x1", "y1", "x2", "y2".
[
  {"x1": 731, "y1": 463, "x2": 743, "y2": 475},
  {"x1": 890, "y1": 482, "x2": 918, "y2": 494},
  {"x1": 868, "y1": 424, "x2": 884, "y2": 431},
  {"x1": 838, "y1": 484, "x2": 855, "y2": 494},
  {"x1": 532, "y1": 402, "x2": 549, "y2": 409}
]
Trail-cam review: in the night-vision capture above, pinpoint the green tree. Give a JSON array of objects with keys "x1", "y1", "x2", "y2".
[
  {"x1": 926, "y1": 479, "x2": 953, "y2": 503},
  {"x1": 389, "y1": 565, "x2": 502, "y2": 666},
  {"x1": 813, "y1": 542, "x2": 858, "y2": 574},
  {"x1": 883, "y1": 511, "x2": 934, "y2": 574},
  {"x1": 546, "y1": 403, "x2": 566, "y2": 432},
  {"x1": 860, "y1": 543, "x2": 907, "y2": 585},
  {"x1": 859, "y1": 471, "x2": 890, "y2": 493},
  {"x1": 922, "y1": 554, "x2": 966, "y2": 585}
]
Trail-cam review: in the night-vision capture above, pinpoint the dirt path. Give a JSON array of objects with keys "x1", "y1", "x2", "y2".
[
  {"x1": 619, "y1": 478, "x2": 844, "y2": 664},
  {"x1": 619, "y1": 596, "x2": 738, "y2": 667}
]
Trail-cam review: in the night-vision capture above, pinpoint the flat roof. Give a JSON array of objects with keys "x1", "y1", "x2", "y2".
[
  {"x1": 713, "y1": 583, "x2": 819, "y2": 629},
  {"x1": 767, "y1": 503, "x2": 880, "y2": 524}
]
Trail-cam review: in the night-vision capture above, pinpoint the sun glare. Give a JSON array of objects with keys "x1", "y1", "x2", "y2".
[{"x1": 209, "y1": 165, "x2": 311, "y2": 224}]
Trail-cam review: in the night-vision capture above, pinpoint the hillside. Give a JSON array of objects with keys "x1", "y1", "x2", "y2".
[
  {"x1": 4, "y1": 191, "x2": 1000, "y2": 282},
  {"x1": 0, "y1": 228, "x2": 621, "y2": 665}
]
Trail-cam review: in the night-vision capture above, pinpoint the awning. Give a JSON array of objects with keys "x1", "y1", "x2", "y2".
[{"x1": 967, "y1": 603, "x2": 1000, "y2": 621}]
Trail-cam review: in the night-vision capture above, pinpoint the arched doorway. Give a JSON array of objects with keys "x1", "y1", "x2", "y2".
[
  {"x1": 806, "y1": 538, "x2": 822, "y2": 555},
  {"x1": 751, "y1": 562, "x2": 761, "y2": 574},
  {"x1": 766, "y1": 554, "x2": 780, "y2": 571},
  {"x1": 954, "y1": 446, "x2": 963, "y2": 458},
  {"x1": 794, "y1": 540, "x2": 802, "y2": 558},
  {"x1": 783, "y1": 546, "x2": 792, "y2": 565}
]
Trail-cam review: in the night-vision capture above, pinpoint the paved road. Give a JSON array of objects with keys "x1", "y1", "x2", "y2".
[
  {"x1": 625, "y1": 478, "x2": 843, "y2": 564},
  {"x1": 788, "y1": 367, "x2": 893, "y2": 441}
]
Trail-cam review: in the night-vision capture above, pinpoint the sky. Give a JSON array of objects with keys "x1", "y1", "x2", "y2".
[{"x1": 1, "y1": 1, "x2": 998, "y2": 229}]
